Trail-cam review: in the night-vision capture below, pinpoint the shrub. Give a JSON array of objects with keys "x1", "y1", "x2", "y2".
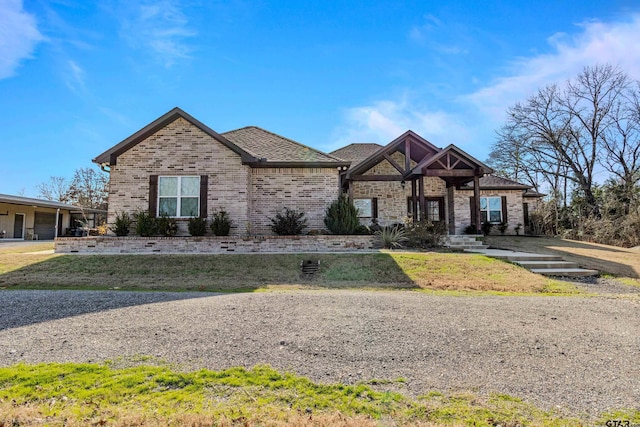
[
  {"x1": 497, "y1": 222, "x2": 508, "y2": 235},
  {"x1": 188, "y1": 217, "x2": 207, "y2": 236},
  {"x1": 324, "y1": 194, "x2": 359, "y2": 234},
  {"x1": 111, "y1": 211, "x2": 131, "y2": 236},
  {"x1": 375, "y1": 225, "x2": 408, "y2": 249},
  {"x1": 156, "y1": 213, "x2": 178, "y2": 237},
  {"x1": 270, "y1": 208, "x2": 307, "y2": 235},
  {"x1": 405, "y1": 219, "x2": 447, "y2": 248},
  {"x1": 464, "y1": 224, "x2": 478, "y2": 235},
  {"x1": 134, "y1": 210, "x2": 157, "y2": 237},
  {"x1": 481, "y1": 221, "x2": 493, "y2": 236},
  {"x1": 211, "y1": 210, "x2": 232, "y2": 236}
]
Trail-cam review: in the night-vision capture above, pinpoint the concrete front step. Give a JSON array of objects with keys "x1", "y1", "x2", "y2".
[
  {"x1": 530, "y1": 268, "x2": 599, "y2": 277},
  {"x1": 465, "y1": 248, "x2": 599, "y2": 277},
  {"x1": 515, "y1": 260, "x2": 578, "y2": 269}
]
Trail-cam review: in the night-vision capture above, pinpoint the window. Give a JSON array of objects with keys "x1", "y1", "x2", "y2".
[
  {"x1": 354, "y1": 198, "x2": 377, "y2": 218},
  {"x1": 480, "y1": 196, "x2": 502, "y2": 223},
  {"x1": 158, "y1": 176, "x2": 200, "y2": 217},
  {"x1": 407, "y1": 197, "x2": 444, "y2": 221}
]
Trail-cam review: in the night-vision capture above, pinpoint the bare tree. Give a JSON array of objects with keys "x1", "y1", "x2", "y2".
[
  {"x1": 67, "y1": 167, "x2": 109, "y2": 210},
  {"x1": 37, "y1": 176, "x2": 71, "y2": 203},
  {"x1": 495, "y1": 64, "x2": 639, "y2": 217}
]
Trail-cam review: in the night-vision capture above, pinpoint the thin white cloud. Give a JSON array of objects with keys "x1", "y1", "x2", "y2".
[
  {"x1": 330, "y1": 95, "x2": 470, "y2": 150},
  {"x1": 64, "y1": 59, "x2": 86, "y2": 93},
  {"x1": 466, "y1": 14, "x2": 640, "y2": 122},
  {"x1": 119, "y1": 0, "x2": 196, "y2": 67},
  {"x1": 0, "y1": 0, "x2": 44, "y2": 79}
]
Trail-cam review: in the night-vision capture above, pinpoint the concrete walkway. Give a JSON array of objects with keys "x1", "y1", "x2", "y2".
[{"x1": 466, "y1": 248, "x2": 599, "y2": 277}]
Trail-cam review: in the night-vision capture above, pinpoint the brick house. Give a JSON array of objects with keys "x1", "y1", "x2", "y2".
[{"x1": 93, "y1": 107, "x2": 539, "y2": 236}]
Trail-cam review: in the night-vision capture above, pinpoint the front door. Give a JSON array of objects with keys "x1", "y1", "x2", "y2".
[
  {"x1": 13, "y1": 213, "x2": 24, "y2": 239},
  {"x1": 407, "y1": 197, "x2": 445, "y2": 222}
]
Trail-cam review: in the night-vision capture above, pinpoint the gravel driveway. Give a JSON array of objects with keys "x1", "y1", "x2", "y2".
[{"x1": 0, "y1": 289, "x2": 638, "y2": 416}]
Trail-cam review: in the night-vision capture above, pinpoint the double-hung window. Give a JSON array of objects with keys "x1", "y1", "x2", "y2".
[
  {"x1": 480, "y1": 196, "x2": 502, "y2": 223},
  {"x1": 158, "y1": 176, "x2": 200, "y2": 217}
]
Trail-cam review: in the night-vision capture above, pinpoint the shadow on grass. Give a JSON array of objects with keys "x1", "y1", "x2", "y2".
[
  {"x1": 486, "y1": 236, "x2": 639, "y2": 278},
  {"x1": 0, "y1": 253, "x2": 418, "y2": 330}
]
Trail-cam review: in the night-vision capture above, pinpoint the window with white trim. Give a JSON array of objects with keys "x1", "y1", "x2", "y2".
[
  {"x1": 158, "y1": 176, "x2": 200, "y2": 217},
  {"x1": 480, "y1": 196, "x2": 502, "y2": 223}
]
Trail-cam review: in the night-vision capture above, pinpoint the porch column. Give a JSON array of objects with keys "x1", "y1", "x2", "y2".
[
  {"x1": 418, "y1": 176, "x2": 425, "y2": 222},
  {"x1": 411, "y1": 179, "x2": 418, "y2": 222},
  {"x1": 347, "y1": 180, "x2": 353, "y2": 202},
  {"x1": 447, "y1": 186, "x2": 455, "y2": 234},
  {"x1": 473, "y1": 174, "x2": 481, "y2": 234}
]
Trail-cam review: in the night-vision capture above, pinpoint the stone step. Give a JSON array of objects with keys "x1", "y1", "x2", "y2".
[
  {"x1": 450, "y1": 244, "x2": 490, "y2": 250},
  {"x1": 447, "y1": 240, "x2": 486, "y2": 246},
  {"x1": 530, "y1": 268, "x2": 599, "y2": 277},
  {"x1": 515, "y1": 260, "x2": 579, "y2": 269}
]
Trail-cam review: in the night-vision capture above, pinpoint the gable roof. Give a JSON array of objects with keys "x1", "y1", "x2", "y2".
[
  {"x1": 222, "y1": 126, "x2": 349, "y2": 166},
  {"x1": 330, "y1": 143, "x2": 383, "y2": 168},
  {"x1": 345, "y1": 130, "x2": 441, "y2": 178},
  {"x1": 93, "y1": 107, "x2": 349, "y2": 169},
  {"x1": 0, "y1": 193, "x2": 106, "y2": 213},
  {"x1": 93, "y1": 107, "x2": 257, "y2": 167},
  {"x1": 459, "y1": 175, "x2": 531, "y2": 190},
  {"x1": 409, "y1": 144, "x2": 493, "y2": 177}
]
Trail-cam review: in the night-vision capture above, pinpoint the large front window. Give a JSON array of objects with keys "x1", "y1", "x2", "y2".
[
  {"x1": 480, "y1": 196, "x2": 502, "y2": 223},
  {"x1": 158, "y1": 176, "x2": 200, "y2": 217}
]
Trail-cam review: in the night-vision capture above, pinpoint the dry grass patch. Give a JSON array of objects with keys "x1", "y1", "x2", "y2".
[{"x1": 0, "y1": 250, "x2": 573, "y2": 294}]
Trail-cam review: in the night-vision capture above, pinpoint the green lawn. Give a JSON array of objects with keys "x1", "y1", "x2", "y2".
[
  {"x1": 0, "y1": 245, "x2": 580, "y2": 294},
  {"x1": 2, "y1": 361, "x2": 629, "y2": 427}
]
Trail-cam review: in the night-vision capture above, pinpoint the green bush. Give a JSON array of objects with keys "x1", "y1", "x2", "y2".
[
  {"x1": 269, "y1": 208, "x2": 307, "y2": 235},
  {"x1": 134, "y1": 210, "x2": 157, "y2": 237},
  {"x1": 111, "y1": 211, "x2": 131, "y2": 236},
  {"x1": 211, "y1": 210, "x2": 232, "y2": 236},
  {"x1": 405, "y1": 219, "x2": 447, "y2": 248},
  {"x1": 156, "y1": 213, "x2": 178, "y2": 237},
  {"x1": 324, "y1": 194, "x2": 359, "y2": 234},
  {"x1": 188, "y1": 217, "x2": 207, "y2": 236},
  {"x1": 375, "y1": 225, "x2": 408, "y2": 249},
  {"x1": 481, "y1": 221, "x2": 493, "y2": 236}
]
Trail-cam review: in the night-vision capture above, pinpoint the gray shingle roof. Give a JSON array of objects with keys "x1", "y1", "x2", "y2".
[
  {"x1": 222, "y1": 126, "x2": 346, "y2": 163},
  {"x1": 330, "y1": 143, "x2": 384, "y2": 168},
  {"x1": 460, "y1": 175, "x2": 531, "y2": 190}
]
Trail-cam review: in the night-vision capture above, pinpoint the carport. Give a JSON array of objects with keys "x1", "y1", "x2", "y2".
[{"x1": 0, "y1": 193, "x2": 106, "y2": 240}]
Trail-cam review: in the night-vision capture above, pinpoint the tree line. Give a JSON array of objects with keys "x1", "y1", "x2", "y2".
[{"x1": 487, "y1": 64, "x2": 640, "y2": 247}]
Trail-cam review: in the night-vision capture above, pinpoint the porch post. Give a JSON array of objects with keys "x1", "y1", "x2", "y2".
[
  {"x1": 473, "y1": 173, "x2": 481, "y2": 234},
  {"x1": 347, "y1": 180, "x2": 353, "y2": 202},
  {"x1": 447, "y1": 186, "x2": 456, "y2": 235},
  {"x1": 411, "y1": 179, "x2": 418, "y2": 222},
  {"x1": 418, "y1": 176, "x2": 425, "y2": 222}
]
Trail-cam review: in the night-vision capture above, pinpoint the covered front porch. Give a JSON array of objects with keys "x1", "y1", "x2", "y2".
[{"x1": 340, "y1": 131, "x2": 493, "y2": 235}]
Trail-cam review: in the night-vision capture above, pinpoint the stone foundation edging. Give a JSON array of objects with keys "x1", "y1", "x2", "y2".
[{"x1": 55, "y1": 235, "x2": 378, "y2": 254}]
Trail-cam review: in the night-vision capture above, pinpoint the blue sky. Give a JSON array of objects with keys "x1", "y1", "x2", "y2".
[{"x1": 1, "y1": 0, "x2": 640, "y2": 197}]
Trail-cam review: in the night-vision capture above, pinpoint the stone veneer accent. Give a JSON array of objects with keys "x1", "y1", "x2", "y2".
[
  {"x1": 250, "y1": 167, "x2": 340, "y2": 235},
  {"x1": 107, "y1": 117, "x2": 251, "y2": 236},
  {"x1": 452, "y1": 189, "x2": 525, "y2": 235},
  {"x1": 55, "y1": 235, "x2": 377, "y2": 254},
  {"x1": 352, "y1": 152, "x2": 447, "y2": 225}
]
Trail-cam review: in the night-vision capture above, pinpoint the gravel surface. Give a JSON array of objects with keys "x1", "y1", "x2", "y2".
[{"x1": 0, "y1": 289, "x2": 638, "y2": 417}]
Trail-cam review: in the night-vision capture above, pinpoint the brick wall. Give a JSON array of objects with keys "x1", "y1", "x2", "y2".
[
  {"x1": 452, "y1": 189, "x2": 525, "y2": 235},
  {"x1": 55, "y1": 235, "x2": 377, "y2": 254},
  {"x1": 107, "y1": 117, "x2": 252, "y2": 236},
  {"x1": 250, "y1": 167, "x2": 340, "y2": 235}
]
